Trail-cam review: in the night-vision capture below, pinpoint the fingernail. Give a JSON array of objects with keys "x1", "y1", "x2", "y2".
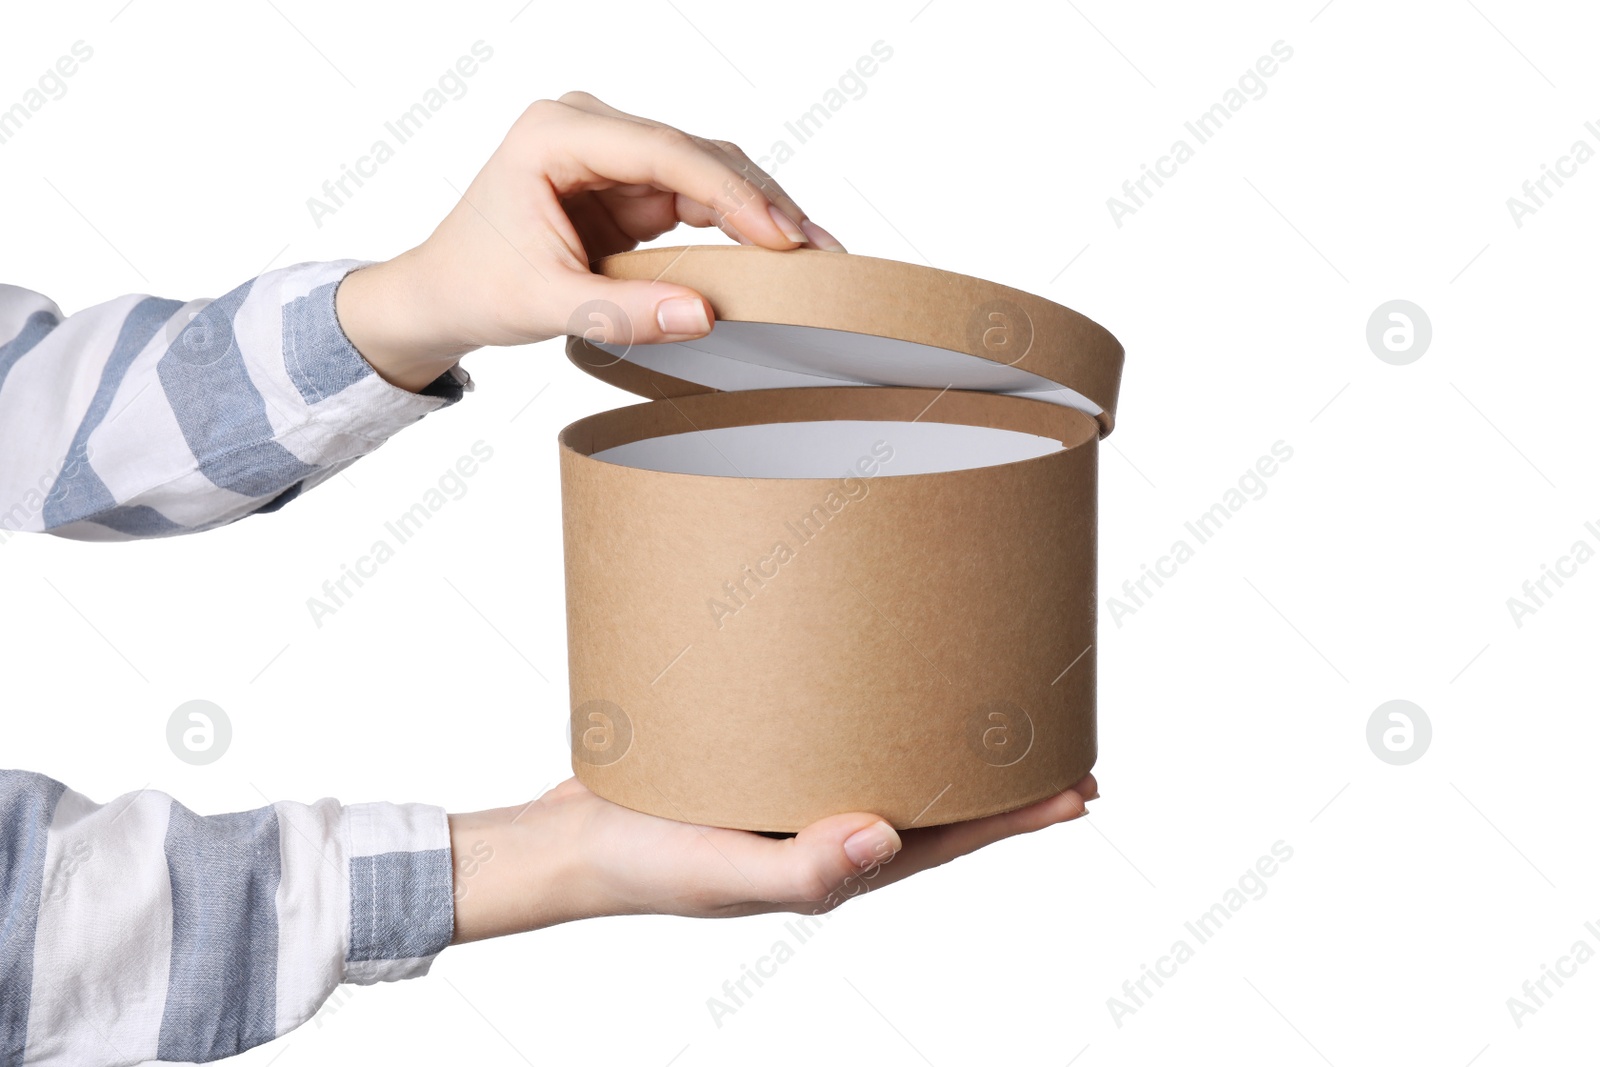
[
  {"x1": 767, "y1": 203, "x2": 806, "y2": 244},
  {"x1": 843, "y1": 820, "x2": 901, "y2": 869},
  {"x1": 800, "y1": 219, "x2": 847, "y2": 253},
  {"x1": 656, "y1": 297, "x2": 710, "y2": 336}
]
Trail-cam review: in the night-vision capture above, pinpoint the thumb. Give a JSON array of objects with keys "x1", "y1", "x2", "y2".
[
  {"x1": 557, "y1": 273, "x2": 714, "y2": 348},
  {"x1": 765, "y1": 813, "x2": 903, "y2": 907}
]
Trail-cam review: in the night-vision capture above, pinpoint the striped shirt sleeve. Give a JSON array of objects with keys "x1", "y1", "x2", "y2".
[
  {"x1": 0, "y1": 261, "x2": 470, "y2": 541},
  {"x1": 0, "y1": 769, "x2": 456, "y2": 1066}
]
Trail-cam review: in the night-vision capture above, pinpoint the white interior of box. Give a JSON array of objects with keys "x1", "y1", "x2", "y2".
[
  {"x1": 589, "y1": 320, "x2": 1103, "y2": 417},
  {"x1": 591, "y1": 419, "x2": 1066, "y2": 478}
]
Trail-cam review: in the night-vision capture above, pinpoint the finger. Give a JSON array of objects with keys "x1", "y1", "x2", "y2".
[
  {"x1": 910, "y1": 778, "x2": 1094, "y2": 867},
  {"x1": 556, "y1": 94, "x2": 804, "y2": 227},
  {"x1": 703, "y1": 811, "x2": 903, "y2": 909},
  {"x1": 554, "y1": 94, "x2": 762, "y2": 244},
  {"x1": 671, "y1": 192, "x2": 754, "y2": 241},
  {"x1": 587, "y1": 184, "x2": 756, "y2": 248},
  {"x1": 553, "y1": 93, "x2": 840, "y2": 250},
  {"x1": 583, "y1": 182, "x2": 736, "y2": 246},
  {"x1": 552, "y1": 269, "x2": 716, "y2": 345},
  {"x1": 554, "y1": 90, "x2": 657, "y2": 125},
  {"x1": 704, "y1": 138, "x2": 846, "y2": 252},
  {"x1": 561, "y1": 189, "x2": 640, "y2": 259},
  {"x1": 708, "y1": 776, "x2": 1095, "y2": 911},
  {"x1": 839, "y1": 778, "x2": 1094, "y2": 900},
  {"x1": 523, "y1": 100, "x2": 806, "y2": 249}
]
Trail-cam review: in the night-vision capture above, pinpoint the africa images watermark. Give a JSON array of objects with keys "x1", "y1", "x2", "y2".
[
  {"x1": 705, "y1": 836, "x2": 901, "y2": 1029},
  {"x1": 1504, "y1": 919, "x2": 1600, "y2": 1029},
  {"x1": 0, "y1": 41, "x2": 94, "y2": 147},
  {"x1": 306, "y1": 41, "x2": 494, "y2": 228},
  {"x1": 1107, "y1": 40, "x2": 1294, "y2": 228},
  {"x1": 1504, "y1": 120, "x2": 1600, "y2": 229},
  {"x1": 1107, "y1": 840, "x2": 1295, "y2": 1028},
  {"x1": 706, "y1": 440, "x2": 895, "y2": 629},
  {"x1": 306, "y1": 440, "x2": 494, "y2": 627},
  {"x1": 1106, "y1": 440, "x2": 1294, "y2": 627},
  {"x1": 1504, "y1": 519, "x2": 1600, "y2": 628},
  {"x1": 0, "y1": 440, "x2": 94, "y2": 544},
  {"x1": 750, "y1": 40, "x2": 894, "y2": 174},
  {"x1": 16, "y1": 837, "x2": 93, "y2": 915}
]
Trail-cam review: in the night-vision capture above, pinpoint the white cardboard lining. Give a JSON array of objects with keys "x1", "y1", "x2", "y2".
[
  {"x1": 592, "y1": 320, "x2": 1104, "y2": 417},
  {"x1": 591, "y1": 419, "x2": 1066, "y2": 478}
]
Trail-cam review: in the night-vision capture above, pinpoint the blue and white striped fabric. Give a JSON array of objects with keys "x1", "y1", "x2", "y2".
[
  {"x1": 0, "y1": 771, "x2": 456, "y2": 1066},
  {"x1": 0, "y1": 259, "x2": 469, "y2": 540},
  {"x1": 1, "y1": 261, "x2": 471, "y2": 1063}
]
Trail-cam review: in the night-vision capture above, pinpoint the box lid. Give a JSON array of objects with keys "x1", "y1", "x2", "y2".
[{"x1": 564, "y1": 245, "x2": 1125, "y2": 436}]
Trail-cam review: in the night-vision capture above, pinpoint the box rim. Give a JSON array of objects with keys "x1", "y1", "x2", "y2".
[{"x1": 558, "y1": 384, "x2": 1101, "y2": 484}]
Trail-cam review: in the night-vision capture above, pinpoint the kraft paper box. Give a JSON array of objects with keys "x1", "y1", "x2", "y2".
[{"x1": 559, "y1": 246, "x2": 1124, "y2": 832}]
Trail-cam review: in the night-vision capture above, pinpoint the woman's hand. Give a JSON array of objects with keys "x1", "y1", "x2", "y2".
[
  {"x1": 335, "y1": 91, "x2": 845, "y2": 392},
  {"x1": 446, "y1": 774, "x2": 1096, "y2": 942}
]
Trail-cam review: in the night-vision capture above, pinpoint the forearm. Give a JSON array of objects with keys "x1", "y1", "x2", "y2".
[{"x1": 447, "y1": 799, "x2": 587, "y2": 943}]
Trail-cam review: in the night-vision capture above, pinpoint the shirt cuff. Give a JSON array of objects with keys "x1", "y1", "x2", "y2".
[
  {"x1": 341, "y1": 801, "x2": 455, "y2": 985},
  {"x1": 278, "y1": 260, "x2": 473, "y2": 446}
]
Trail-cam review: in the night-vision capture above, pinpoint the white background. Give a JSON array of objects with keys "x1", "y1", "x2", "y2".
[{"x1": 4, "y1": 1, "x2": 1598, "y2": 1064}]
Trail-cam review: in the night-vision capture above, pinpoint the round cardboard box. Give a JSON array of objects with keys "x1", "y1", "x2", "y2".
[
  {"x1": 560, "y1": 385, "x2": 1101, "y2": 831},
  {"x1": 558, "y1": 246, "x2": 1122, "y2": 832}
]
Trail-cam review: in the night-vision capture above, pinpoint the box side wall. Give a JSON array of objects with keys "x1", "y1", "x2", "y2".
[{"x1": 561, "y1": 421, "x2": 1098, "y2": 831}]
